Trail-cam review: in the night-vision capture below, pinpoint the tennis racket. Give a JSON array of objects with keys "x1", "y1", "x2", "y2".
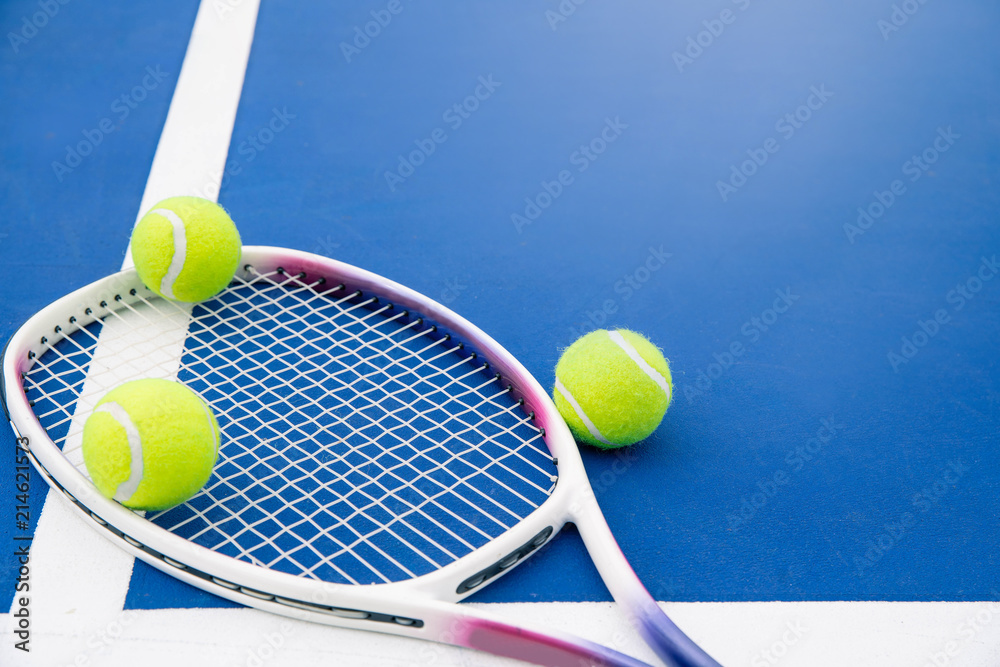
[{"x1": 2, "y1": 246, "x2": 721, "y2": 667}]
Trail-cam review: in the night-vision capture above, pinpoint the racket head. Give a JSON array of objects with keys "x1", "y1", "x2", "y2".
[{"x1": 2, "y1": 246, "x2": 592, "y2": 621}]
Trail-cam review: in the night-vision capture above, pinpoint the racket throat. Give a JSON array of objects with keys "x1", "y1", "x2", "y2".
[{"x1": 573, "y1": 495, "x2": 723, "y2": 667}]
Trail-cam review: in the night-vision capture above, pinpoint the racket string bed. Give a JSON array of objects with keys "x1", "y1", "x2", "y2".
[{"x1": 22, "y1": 266, "x2": 559, "y2": 587}]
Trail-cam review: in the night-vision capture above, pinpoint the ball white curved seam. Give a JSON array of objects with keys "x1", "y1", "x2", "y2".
[
  {"x1": 607, "y1": 329, "x2": 672, "y2": 404},
  {"x1": 196, "y1": 394, "x2": 219, "y2": 459},
  {"x1": 151, "y1": 207, "x2": 188, "y2": 300},
  {"x1": 554, "y1": 377, "x2": 612, "y2": 446},
  {"x1": 93, "y1": 401, "x2": 144, "y2": 503}
]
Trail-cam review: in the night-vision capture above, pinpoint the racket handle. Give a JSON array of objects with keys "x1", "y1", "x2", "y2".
[
  {"x1": 631, "y1": 598, "x2": 723, "y2": 667},
  {"x1": 422, "y1": 600, "x2": 656, "y2": 667},
  {"x1": 573, "y1": 495, "x2": 724, "y2": 667}
]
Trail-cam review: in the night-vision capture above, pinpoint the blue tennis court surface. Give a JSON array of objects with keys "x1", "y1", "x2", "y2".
[{"x1": 1, "y1": 0, "x2": 998, "y2": 664}]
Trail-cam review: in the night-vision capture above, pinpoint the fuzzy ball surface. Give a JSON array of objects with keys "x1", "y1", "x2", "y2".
[
  {"x1": 553, "y1": 329, "x2": 672, "y2": 448},
  {"x1": 82, "y1": 378, "x2": 221, "y2": 511},
  {"x1": 131, "y1": 196, "x2": 241, "y2": 303}
]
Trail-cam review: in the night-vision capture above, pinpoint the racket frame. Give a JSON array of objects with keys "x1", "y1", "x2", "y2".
[{"x1": 2, "y1": 246, "x2": 715, "y2": 667}]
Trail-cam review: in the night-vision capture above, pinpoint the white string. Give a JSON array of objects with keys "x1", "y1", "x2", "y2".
[
  {"x1": 183, "y1": 272, "x2": 548, "y2": 577},
  {"x1": 22, "y1": 268, "x2": 556, "y2": 585}
]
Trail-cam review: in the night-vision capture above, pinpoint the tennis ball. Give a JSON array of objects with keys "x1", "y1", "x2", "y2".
[
  {"x1": 131, "y1": 196, "x2": 241, "y2": 303},
  {"x1": 553, "y1": 329, "x2": 672, "y2": 449},
  {"x1": 82, "y1": 378, "x2": 220, "y2": 511}
]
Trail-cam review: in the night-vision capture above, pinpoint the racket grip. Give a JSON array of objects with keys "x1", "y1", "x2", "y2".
[{"x1": 450, "y1": 610, "x2": 657, "y2": 667}]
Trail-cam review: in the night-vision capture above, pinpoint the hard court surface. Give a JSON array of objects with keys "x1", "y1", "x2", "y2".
[{"x1": 0, "y1": 1, "x2": 998, "y2": 666}]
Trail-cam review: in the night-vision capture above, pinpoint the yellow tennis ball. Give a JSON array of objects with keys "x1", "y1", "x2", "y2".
[
  {"x1": 131, "y1": 196, "x2": 242, "y2": 303},
  {"x1": 82, "y1": 379, "x2": 220, "y2": 511},
  {"x1": 553, "y1": 329, "x2": 672, "y2": 449}
]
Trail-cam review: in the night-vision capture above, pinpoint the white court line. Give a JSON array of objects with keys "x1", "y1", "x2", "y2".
[
  {"x1": 2, "y1": 1, "x2": 260, "y2": 666},
  {"x1": 3, "y1": 602, "x2": 1000, "y2": 667},
  {"x1": 124, "y1": 0, "x2": 262, "y2": 268}
]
